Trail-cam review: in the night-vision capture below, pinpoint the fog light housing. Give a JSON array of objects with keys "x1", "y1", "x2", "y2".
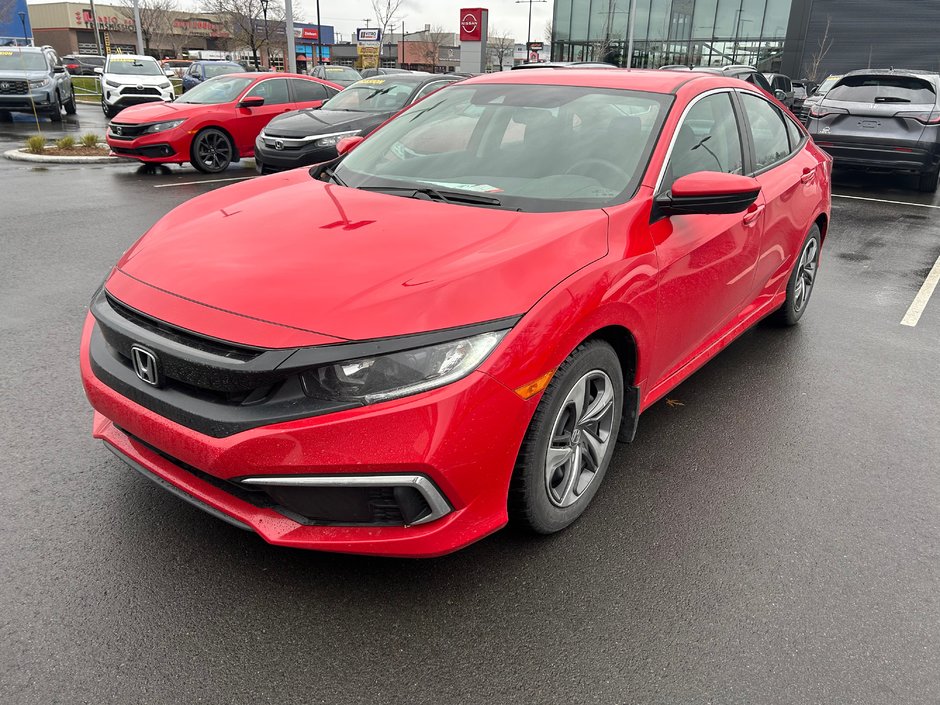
[{"x1": 239, "y1": 474, "x2": 451, "y2": 526}]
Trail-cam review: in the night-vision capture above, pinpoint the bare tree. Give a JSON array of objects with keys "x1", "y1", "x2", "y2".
[
  {"x1": 202, "y1": 0, "x2": 283, "y2": 69},
  {"x1": 803, "y1": 15, "x2": 833, "y2": 82},
  {"x1": 371, "y1": 0, "x2": 403, "y2": 42},
  {"x1": 488, "y1": 26, "x2": 514, "y2": 71},
  {"x1": 117, "y1": 0, "x2": 177, "y2": 55},
  {"x1": 544, "y1": 19, "x2": 553, "y2": 43},
  {"x1": 418, "y1": 25, "x2": 449, "y2": 71}
]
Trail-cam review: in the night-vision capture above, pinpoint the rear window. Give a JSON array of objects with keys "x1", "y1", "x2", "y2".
[{"x1": 827, "y1": 75, "x2": 937, "y2": 104}]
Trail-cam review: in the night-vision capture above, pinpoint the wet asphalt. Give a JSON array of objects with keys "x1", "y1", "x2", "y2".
[{"x1": 1, "y1": 104, "x2": 938, "y2": 704}]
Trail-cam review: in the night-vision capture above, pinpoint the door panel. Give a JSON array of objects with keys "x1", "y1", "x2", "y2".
[
  {"x1": 650, "y1": 91, "x2": 763, "y2": 384},
  {"x1": 234, "y1": 78, "x2": 293, "y2": 154}
]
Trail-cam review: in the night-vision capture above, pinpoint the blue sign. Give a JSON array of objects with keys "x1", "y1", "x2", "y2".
[{"x1": 0, "y1": 0, "x2": 32, "y2": 44}]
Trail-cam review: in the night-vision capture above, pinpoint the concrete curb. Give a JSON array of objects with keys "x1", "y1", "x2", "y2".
[{"x1": 3, "y1": 147, "x2": 129, "y2": 165}]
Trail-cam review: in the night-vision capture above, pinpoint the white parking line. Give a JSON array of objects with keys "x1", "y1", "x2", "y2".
[
  {"x1": 833, "y1": 194, "x2": 940, "y2": 210},
  {"x1": 901, "y1": 253, "x2": 940, "y2": 327},
  {"x1": 153, "y1": 176, "x2": 255, "y2": 189}
]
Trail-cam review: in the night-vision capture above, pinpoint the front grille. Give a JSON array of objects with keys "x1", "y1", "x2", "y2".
[
  {"x1": 109, "y1": 122, "x2": 148, "y2": 139},
  {"x1": 0, "y1": 79, "x2": 28, "y2": 95},
  {"x1": 120, "y1": 86, "x2": 161, "y2": 96}
]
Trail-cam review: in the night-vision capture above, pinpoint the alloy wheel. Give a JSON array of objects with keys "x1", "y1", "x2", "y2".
[
  {"x1": 195, "y1": 131, "x2": 232, "y2": 172},
  {"x1": 793, "y1": 237, "x2": 819, "y2": 313},
  {"x1": 544, "y1": 370, "x2": 615, "y2": 508}
]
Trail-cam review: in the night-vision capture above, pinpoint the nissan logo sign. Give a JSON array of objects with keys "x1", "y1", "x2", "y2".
[{"x1": 460, "y1": 13, "x2": 479, "y2": 34}]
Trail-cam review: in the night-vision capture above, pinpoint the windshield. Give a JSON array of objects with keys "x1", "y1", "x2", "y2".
[
  {"x1": 334, "y1": 84, "x2": 670, "y2": 212},
  {"x1": 205, "y1": 63, "x2": 241, "y2": 79},
  {"x1": 176, "y1": 75, "x2": 253, "y2": 104},
  {"x1": 322, "y1": 79, "x2": 416, "y2": 112},
  {"x1": 826, "y1": 75, "x2": 937, "y2": 104},
  {"x1": 323, "y1": 66, "x2": 361, "y2": 80},
  {"x1": 106, "y1": 57, "x2": 164, "y2": 76},
  {"x1": 815, "y1": 76, "x2": 840, "y2": 95},
  {"x1": 0, "y1": 50, "x2": 46, "y2": 71}
]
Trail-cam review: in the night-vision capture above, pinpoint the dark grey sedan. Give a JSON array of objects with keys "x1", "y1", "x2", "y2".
[{"x1": 807, "y1": 69, "x2": 940, "y2": 192}]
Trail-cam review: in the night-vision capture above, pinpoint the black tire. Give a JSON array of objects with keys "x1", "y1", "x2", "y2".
[
  {"x1": 47, "y1": 94, "x2": 62, "y2": 122},
  {"x1": 101, "y1": 101, "x2": 114, "y2": 119},
  {"x1": 917, "y1": 165, "x2": 939, "y2": 193},
  {"x1": 772, "y1": 224, "x2": 821, "y2": 326},
  {"x1": 509, "y1": 340, "x2": 623, "y2": 534},
  {"x1": 64, "y1": 92, "x2": 77, "y2": 115},
  {"x1": 190, "y1": 128, "x2": 234, "y2": 173}
]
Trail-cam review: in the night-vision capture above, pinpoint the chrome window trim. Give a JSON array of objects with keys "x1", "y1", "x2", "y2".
[
  {"x1": 653, "y1": 87, "x2": 737, "y2": 195},
  {"x1": 238, "y1": 474, "x2": 452, "y2": 525}
]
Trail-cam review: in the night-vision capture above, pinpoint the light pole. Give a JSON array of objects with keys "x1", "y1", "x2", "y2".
[
  {"x1": 285, "y1": 0, "x2": 296, "y2": 73},
  {"x1": 132, "y1": 0, "x2": 144, "y2": 54},
  {"x1": 316, "y1": 0, "x2": 322, "y2": 66},
  {"x1": 17, "y1": 11, "x2": 28, "y2": 45},
  {"x1": 515, "y1": 0, "x2": 546, "y2": 49},
  {"x1": 626, "y1": 0, "x2": 637, "y2": 67},
  {"x1": 260, "y1": 0, "x2": 270, "y2": 68}
]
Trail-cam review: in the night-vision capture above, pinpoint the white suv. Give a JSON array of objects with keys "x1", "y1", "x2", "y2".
[{"x1": 96, "y1": 54, "x2": 174, "y2": 118}]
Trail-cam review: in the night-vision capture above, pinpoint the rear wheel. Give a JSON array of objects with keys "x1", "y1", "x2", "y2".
[
  {"x1": 509, "y1": 340, "x2": 623, "y2": 534},
  {"x1": 190, "y1": 128, "x2": 233, "y2": 173},
  {"x1": 773, "y1": 224, "x2": 821, "y2": 326},
  {"x1": 917, "y1": 164, "x2": 939, "y2": 193}
]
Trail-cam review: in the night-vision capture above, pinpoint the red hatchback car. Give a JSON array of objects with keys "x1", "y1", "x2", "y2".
[
  {"x1": 82, "y1": 69, "x2": 831, "y2": 557},
  {"x1": 106, "y1": 73, "x2": 342, "y2": 173}
]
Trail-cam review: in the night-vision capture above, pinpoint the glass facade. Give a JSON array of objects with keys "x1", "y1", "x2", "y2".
[{"x1": 551, "y1": 0, "x2": 792, "y2": 71}]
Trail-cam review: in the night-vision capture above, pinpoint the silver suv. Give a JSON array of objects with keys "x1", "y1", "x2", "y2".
[{"x1": 0, "y1": 46, "x2": 75, "y2": 122}]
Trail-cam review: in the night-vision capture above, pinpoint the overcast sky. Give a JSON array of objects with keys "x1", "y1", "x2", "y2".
[{"x1": 26, "y1": 0, "x2": 555, "y2": 45}]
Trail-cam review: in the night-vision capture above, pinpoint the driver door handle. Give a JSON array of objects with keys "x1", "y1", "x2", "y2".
[{"x1": 743, "y1": 203, "x2": 764, "y2": 226}]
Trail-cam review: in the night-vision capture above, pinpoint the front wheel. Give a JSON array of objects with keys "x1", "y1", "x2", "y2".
[
  {"x1": 64, "y1": 92, "x2": 77, "y2": 115},
  {"x1": 509, "y1": 340, "x2": 623, "y2": 534},
  {"x1": 47, "y1": 94, "x2": 62, "y2": 122},
  {"x1": 190, "y1": 128, "x2": 233, "y2": 173},
  {"x1": 772, "y1": 224, "x2": 821, "y2": 326}
]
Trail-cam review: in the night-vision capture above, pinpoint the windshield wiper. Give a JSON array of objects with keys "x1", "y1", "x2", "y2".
[
  {"x1": 875, "y1": 96, "x2": 912, "y2": 103},
  {"x1": 357, "y1": 185, "x2": 502, "y2": 207}
]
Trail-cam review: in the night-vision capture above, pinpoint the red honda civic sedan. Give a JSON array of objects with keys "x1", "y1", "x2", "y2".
[
  {"x1": 81, "y1": 69, "x2": 831, "y2": 557},
  {"x1": 105, "y1": 73, "x2": 342, "y2": 173}
]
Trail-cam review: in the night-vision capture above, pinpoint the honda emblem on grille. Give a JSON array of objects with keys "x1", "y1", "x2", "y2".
[
  {"x1": 130, "y1": 345, "x2": 160, "y2": 386},
  {"x1": 113, "y1": 125, "x2": 122, "y2": 135},
  {"x1": 274, "y1": 139, "x2": 284, "y2": 150}
]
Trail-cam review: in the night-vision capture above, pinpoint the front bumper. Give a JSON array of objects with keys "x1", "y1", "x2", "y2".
[
  {"x1": 102, "y1": 86, "x2": 174, "y2": 109},
  {"x1": 80, "y1": 314, "x2": 534, "y2": 557},
  {"x1": 0, "y1": 88, "x2": 57, "y2": 111},
  {"x1": 254, "y1": 135, "x2": 337, "y2": 173},
  {"x1": 107, "y1": 126, "x2": 186, "y2": 162}
]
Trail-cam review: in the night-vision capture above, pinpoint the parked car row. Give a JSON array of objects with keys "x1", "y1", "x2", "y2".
[{"x1": 0, "y1": 45, "x2": 76, "y2": 121}]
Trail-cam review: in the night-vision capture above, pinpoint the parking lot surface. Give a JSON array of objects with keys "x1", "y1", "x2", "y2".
[{"x1": 1, "y1": 104, "x2": 938, "y2": 704}]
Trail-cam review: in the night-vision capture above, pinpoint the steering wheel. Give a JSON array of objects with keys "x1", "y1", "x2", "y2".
[{"x1": 564, "y1": 158, "x2": 630, "y2": 183}]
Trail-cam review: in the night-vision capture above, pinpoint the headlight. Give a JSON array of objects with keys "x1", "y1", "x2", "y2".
[
  {"x1": 29, "y1": 78, "x2": 51, "y2": 88},
  {"x1": 142, "y1": 119, "x2": 185, "y2": 134},
  {"x1": 314, "y1": 130, "x2": 361, "y2": 148},
  {"x1": 300, "y1": 330, "x2": 506, "y2": 404},
  {"x1": 105, "y1": 79, "x2": 121, "y2": 88}
]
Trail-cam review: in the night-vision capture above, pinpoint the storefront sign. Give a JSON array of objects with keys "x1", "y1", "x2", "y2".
[
  {"x1": 459, "y1": 8, "x2": 484, "y2": 42},
  {"x1": 357, "y1": 28, "x2": 380, "y2": 43}
]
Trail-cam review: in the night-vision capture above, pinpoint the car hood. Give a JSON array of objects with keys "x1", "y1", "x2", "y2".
[
  {"x1": 108, "y1": 169, "x2": 609, "y2": 346},
  {"x1": 110, "y1": 100, "x2": 212, "y2": 123},
  {"x1": 0, "y1": 70, "x2": 49, "y2": 81},
  {"x1": 104, "y1": 72, "x2": 168, "y2": 86},
  {"x1": 263, "y1": 109, "x2": 388, "y2": 138}
]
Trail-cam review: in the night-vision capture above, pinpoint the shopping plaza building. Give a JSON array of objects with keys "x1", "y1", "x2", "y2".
[{"x1": 551, "y1": 0, "x2": 940, "y2": 78}]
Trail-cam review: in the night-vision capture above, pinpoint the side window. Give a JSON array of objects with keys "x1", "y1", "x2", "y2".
[
  {"x1": 290, "y1": 79, "x2": 327, "y2": 102},
  {"x1": 740, "y1": 93, "x2": 791, "y2": 171},
  {"x1": 246, "y1": 78, "x2": 291, "y2": 105},
  {"x1": 784, "y1": 114, "x2": 803, "y2": 151},
  {"x1": 412, "y1": 81, "x2": 450, "y2": 102},
  {"x1": 662, "y1": 92, "x2": 744, "y2": 192}
]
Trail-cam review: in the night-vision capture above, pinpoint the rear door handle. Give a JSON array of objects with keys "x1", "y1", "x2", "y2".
[
  {"x1": 743, "y1": 203, "x2": 764, "y2": 226},
  {"x1": 801, "y1": 167, "x2": 816, "y2": 184}
]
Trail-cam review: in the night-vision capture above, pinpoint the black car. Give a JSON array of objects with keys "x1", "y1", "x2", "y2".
[
  {"x1": 255, "y1": 74, "x2": 460, "y2": 173},
  {"x1": 511, "y1": 61, "x2": 617, "y2": 70},
  {"x1": 62, "y1": 54, "x2": 105, "y2": 76},
  {"x1": 359, "y1": 67, "x2": 427, "y2": 78},
  {"x1": 310, "y1": 64, "x2": 362, "y2": 87},
  {"x1": 764, "y1": 72, "x2": 795, "y2": 109},
  {"x1": 662, "y1": 64, "x2": 776, "y2": 96},
  {"x1": 808, "y1": 69, "x2": 940, "y2": 192}
]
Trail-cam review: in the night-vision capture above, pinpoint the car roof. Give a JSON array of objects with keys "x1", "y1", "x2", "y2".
[
  {"x1": 513, "y1": 61, "x2": 617, "y2": 70},
  {"x1": 193, "y1": 59, "x2": 241, "y2": 65},
  {"x1": 841, "y1": 67, "x2": 940, "y2": 79},
  {"x1": 354, "y1": 74, "x2": 456, "y2": 86},
  {"x1": 461, "y1": 68, "x2": 725, "y2": 94}
]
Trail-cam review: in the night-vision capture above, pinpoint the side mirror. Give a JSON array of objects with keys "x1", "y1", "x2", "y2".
[
  {"x1": 237, "y1": 96, "x2": 265, "y2": 108},
  {"x1": 654, "y1": 172, "x2": 761, "y2": 217},
  {"x1": 54, "y1": 65, "x2": 66, "y2": 74},
  {"x1": 774, "y1": 88, "x2": 787, "y2": 101},
  {"x1": 94, "y1": 67, "x2": 103, "y2": 75},
  {"x1": 336, "y1": 135, "x2": 364, "y2": 156}
]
